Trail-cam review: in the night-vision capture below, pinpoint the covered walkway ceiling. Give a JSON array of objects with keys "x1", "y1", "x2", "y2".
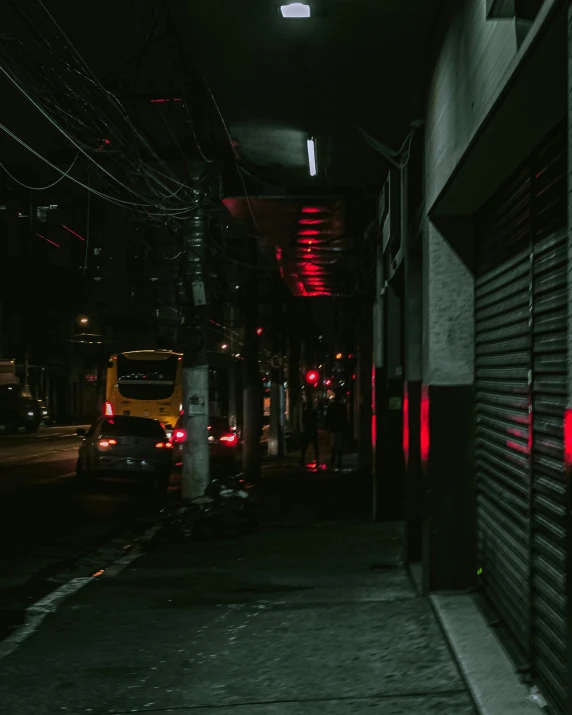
[{"x1": 223, "y1": 196, "x2": 346, "y2": 296}]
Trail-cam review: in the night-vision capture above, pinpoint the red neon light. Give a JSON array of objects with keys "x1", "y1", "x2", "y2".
[
  {"x1": 302, "y1": 207, "x2": 323, "y2": 213},
  {"x1": 564, "y1": 409, "x2": 572, "y2": 468},
  {"x1": 299, "y1": 230, "x2": 320, "y2": 236},
  {"x1": 420, "y1": 385, "x2": 430, "y2": 465},
  {"x1": 37, "y1": 233, "x2": 60, "y2": 248},
  {"x1": 299, "y1": 219, "x2": 324, "y2": 225},
  {"x1": 256, "y1": 327, "x2": 263, "y2": 336},
  {"x1": 150, "y1": 98, "x2": 181, "y2": 103},
  {"x1": 403, "y1": 382, "x2": 410, "y2": 466},
  {"x1": 220, "y1": 433, "x2": 237, "y2": 445},
  {"x1": 62, "y1": 225, "x2": 86, "y2": 241}
]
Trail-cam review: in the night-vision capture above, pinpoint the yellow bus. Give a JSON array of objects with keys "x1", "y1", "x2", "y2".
[{"x1": 105, "y1": 350, "x2": 183, "y2": 431}]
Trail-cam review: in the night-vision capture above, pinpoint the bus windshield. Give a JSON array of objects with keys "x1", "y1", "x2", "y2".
[{"x1": 117, "y1": 355, "x2": 178, "y2": 400}]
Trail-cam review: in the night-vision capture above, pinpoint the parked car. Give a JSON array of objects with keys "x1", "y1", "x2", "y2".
[
  {"x1": 172, "y1": 415, "x2": 238, "y2": 470},
  {"x1": 76, "y1": 416, "x2": 172, "y2": 490},
  {"x1": 39, "y1": 401, "x2": 55, "y2": 426},
  {"x1": 0, "y1": 384, "x2": 41, "y2": 433}
]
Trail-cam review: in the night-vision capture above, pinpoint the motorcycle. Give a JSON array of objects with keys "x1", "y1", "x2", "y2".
[{"x1": 162, "y1": 474, "x2": 258, "y2": 541}]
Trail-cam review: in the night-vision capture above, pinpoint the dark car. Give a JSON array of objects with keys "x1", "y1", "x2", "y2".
[
  {"x1": 76, "y1": 416, "x2": 172, "y2": 490},
  {"x1": 172, "y1": 415, "x2": 238, "y2": 470},
  {"x1": 0, "y1": 384, "x2": 41, "y2": 433}
]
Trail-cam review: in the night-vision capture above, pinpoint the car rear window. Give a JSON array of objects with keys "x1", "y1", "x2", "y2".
[
  {"x1": 209, "y1": 417, "x2": 230, "y2": 433},
  {"x1": 100, "y1": 417, "x2": 165, "y2": 439}
]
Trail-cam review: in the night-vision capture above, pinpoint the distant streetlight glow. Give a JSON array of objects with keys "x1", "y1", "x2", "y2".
[
  {"x1": 222, "y1": 344, "x2": 228, "y2": 350},
  {"x1": 336, "y1": 353, "x2": 343, "y2": 360},
  {"x1": 280, "y1": 3, "x2": 311, "y2": 18},
  {"x1": 307, "y1": 138, "x2": 317, "y2": 177}
]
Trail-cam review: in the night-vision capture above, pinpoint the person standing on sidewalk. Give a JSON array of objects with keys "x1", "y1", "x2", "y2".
[
  {"x1": 300, "y1": 399, "x2": 319, "y2": 468},
  {"x1": 326, "y1": 393, "x2": 347, "y2": 471}
]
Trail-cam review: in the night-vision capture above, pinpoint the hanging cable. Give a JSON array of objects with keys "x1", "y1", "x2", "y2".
[{"x1": 0, "y1": 151, "x2": 78, "y2": 190}]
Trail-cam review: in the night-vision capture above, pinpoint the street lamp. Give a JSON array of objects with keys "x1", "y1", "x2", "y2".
[{"x1": 77, "y1": 315, "x2": 89, "y2": 326}]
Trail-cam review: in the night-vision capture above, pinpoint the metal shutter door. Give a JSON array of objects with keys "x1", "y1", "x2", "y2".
[
  {"x1": 476, "y1": 124, "x2": 567, "y2": 712},
  {"x1": 475, "y1": 245, "x2": 532, "y2": 655},
  {"x1": 530, "y1": 129, "x2": 568, "y2": 713}
]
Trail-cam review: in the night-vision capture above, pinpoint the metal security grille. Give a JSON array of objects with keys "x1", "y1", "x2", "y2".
[
  {"x1": 476, "y1": 244, "x2": 532, "y2": 654},
  {"x1": 475, "y1": 123, "x2": 567, "y2": 712}
]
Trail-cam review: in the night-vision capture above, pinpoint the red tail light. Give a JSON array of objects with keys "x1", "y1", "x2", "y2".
[
  {"x1": 219, "y1": 433, "x2": 237, "y2": 445},
  {"x1": 173, "y1": 429, "x2": 186, "y2": 442},
  {"x1": 98, "y1": 438, "x2": 117, "y2": 450},
  {"x1": 104, "y1": 401, "x2": 114, "y2": 416}
]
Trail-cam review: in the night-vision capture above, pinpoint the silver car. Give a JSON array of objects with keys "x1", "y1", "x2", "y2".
[{"x1": 76, "y1": 416, "x2": 172, "y2": 490}]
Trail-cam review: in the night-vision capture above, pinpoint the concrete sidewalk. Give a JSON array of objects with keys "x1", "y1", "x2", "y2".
[{"x1": 0, "y1": 462, "x2": 476, "y2": 714}]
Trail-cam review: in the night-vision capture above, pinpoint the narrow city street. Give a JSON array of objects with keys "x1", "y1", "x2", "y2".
[{"x1": 0, "y1": 426, "x2": 167, "y2": 638}]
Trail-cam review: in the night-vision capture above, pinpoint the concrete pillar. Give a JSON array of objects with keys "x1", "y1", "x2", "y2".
[
  {"x1": 357, "y1": 302, "x2": 373, "y2": 471},
  {"x1": 422, "y1": 218, "x2": 476, "y2": 593},
  {"x1": 403, "y1": 239, "x2": 423, "y2": 564}
]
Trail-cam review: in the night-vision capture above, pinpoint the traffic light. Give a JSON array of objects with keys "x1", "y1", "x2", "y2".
[{"x1": 306, "y1": 369, "x2": 319, "y2": 386}]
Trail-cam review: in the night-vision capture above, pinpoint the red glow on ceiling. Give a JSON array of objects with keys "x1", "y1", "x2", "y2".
[
  {"x1": 62, "y1": 225, "x2": 86, "y2": 241},
  {"x1": 37, "y1": 233, "x2": 60, "y2": 248}
]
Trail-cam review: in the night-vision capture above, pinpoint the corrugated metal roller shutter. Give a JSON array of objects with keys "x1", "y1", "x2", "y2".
[
  {"x1": 475, "y1": 246, "x2": 532, "y2": 655},
  {"x1": 475, "y1": 123, "x2": 567, "y2": 713},
  {"x1": 530, "y1": 129, "x2": 568, "y2": 712}
]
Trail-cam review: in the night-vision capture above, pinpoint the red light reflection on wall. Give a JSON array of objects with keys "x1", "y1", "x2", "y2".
[
  {"x1": 420, "y1": 385, "x2": 430, "y2": 465},
  {"x1": 403, "y1": 382, "x2": 410, "y2": 466},
  {"x1": 564, "y1": 409, "x2": 572, "y2": 468}
]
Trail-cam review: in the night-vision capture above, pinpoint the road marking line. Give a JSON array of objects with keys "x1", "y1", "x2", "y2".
[
  {"x1": 0, "y1": 577, "x2": 91, "y2": 659},
  {"x1": 0, "y1": 522, "x2": 163, "y2": 660}
]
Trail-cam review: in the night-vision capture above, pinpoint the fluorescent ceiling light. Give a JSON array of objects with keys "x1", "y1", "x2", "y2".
[
  {"x1": 280, "y1": 3, "x2": 311, "y2": 18},
  {"x1": 307, "y1": 138, "x2": 317, "y2": 177}
]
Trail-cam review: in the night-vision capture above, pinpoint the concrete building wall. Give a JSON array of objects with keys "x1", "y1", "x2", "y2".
[{"x1": 426, "y1": 0, "x2": 519, "y2": 209}]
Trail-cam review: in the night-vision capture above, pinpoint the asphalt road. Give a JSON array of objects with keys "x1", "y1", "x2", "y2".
[{"x1": 0, "y1": 426, "x2": 170, "y2": 634}]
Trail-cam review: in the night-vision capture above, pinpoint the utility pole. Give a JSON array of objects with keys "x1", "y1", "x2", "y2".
[
  {"x1": 182, "y1": 200, "x2": 210, "y2": 499},
  {"x1": 242, "y1": 235, "x2": 262, "y2": 480}
]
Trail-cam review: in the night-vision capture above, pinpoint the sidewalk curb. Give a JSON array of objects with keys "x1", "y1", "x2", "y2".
[
  {"x1": 0, "y1": 520, "x2": 163, "y2": 659},
  {"x1": 430, "y1": 593, "x2": 541, "y2": 715}
]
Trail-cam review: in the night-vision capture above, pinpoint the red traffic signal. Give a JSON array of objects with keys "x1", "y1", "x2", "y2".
[{"x1": 306, "y1": 369, "x2": 320, "y2": 386}]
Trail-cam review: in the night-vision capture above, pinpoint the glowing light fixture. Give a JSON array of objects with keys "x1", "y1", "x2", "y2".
[
  {"x1": 280, "y1": 2, "x2": 311, "y2": 18},
  {"x1": 307, "y1": 137, "x2": 317, "y2": 176}
]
